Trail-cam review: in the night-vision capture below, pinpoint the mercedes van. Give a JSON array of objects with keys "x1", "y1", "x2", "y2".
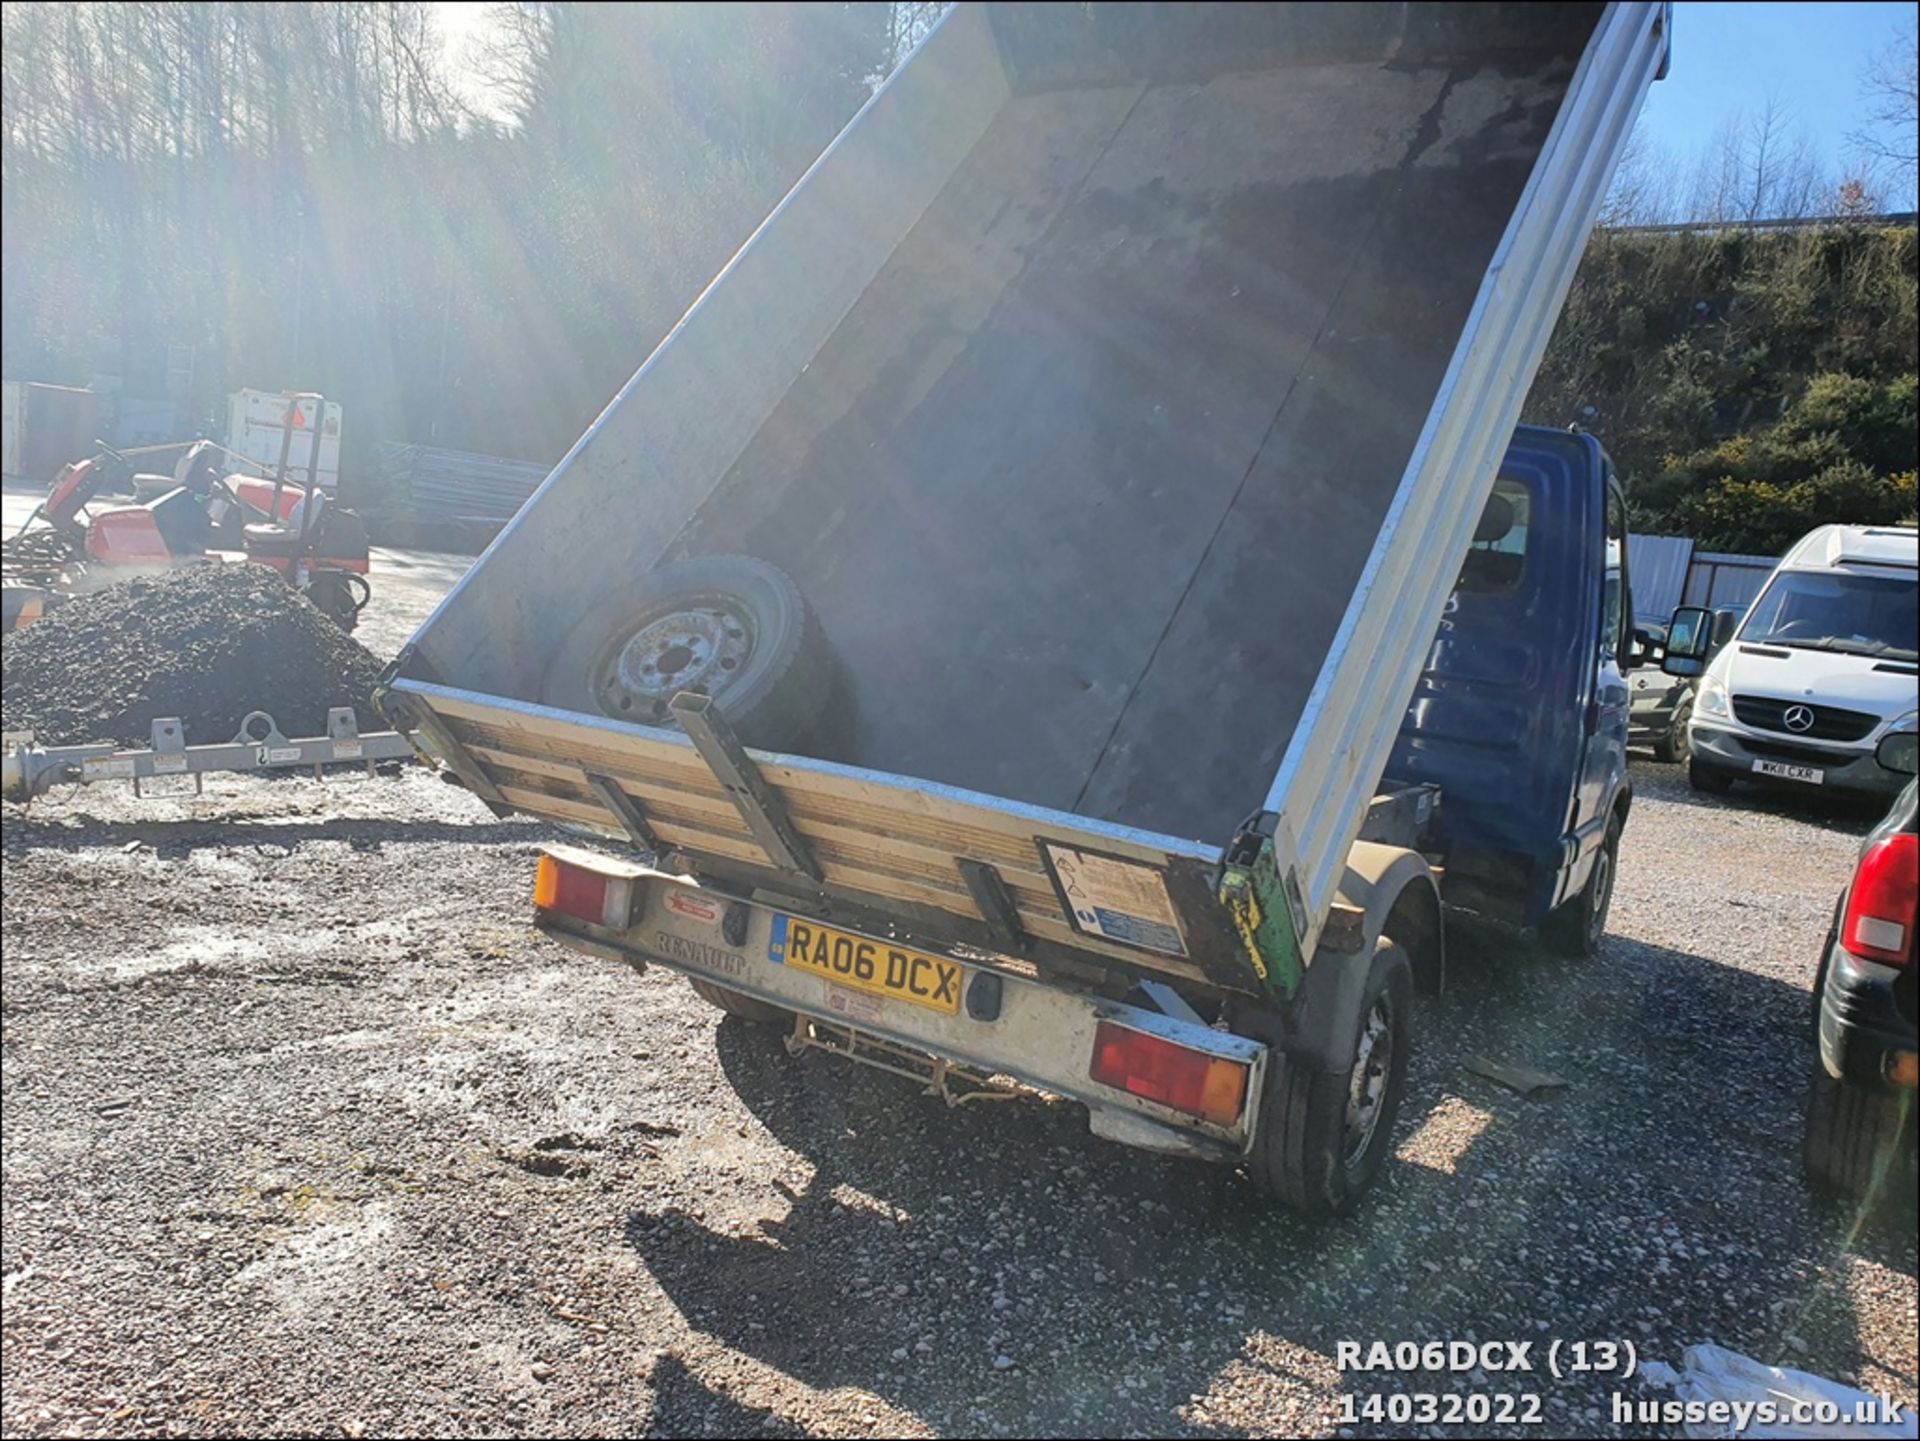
[{"x1": 1685, "y1": 525, "x2": 1919, "y2": 800}]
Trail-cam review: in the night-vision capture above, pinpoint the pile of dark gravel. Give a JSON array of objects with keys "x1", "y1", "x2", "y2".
[{"x1": 1, "y1": 564, "x2": 384, "y2": 747}]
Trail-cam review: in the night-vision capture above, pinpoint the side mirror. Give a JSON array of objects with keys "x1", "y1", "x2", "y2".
[
  {"x1": 1876, "y1": 731, "x2": 1919, "y2": 777},
  {"x1": 1709, "y1": 607, "x2": 1740, "y2": 653},
  {"x1": 1627, "y1": 626, "x2": 1661, "y2": 669},
  {"x1": 1661, "y1": 605, "x2": 1712, "y2": 678}
]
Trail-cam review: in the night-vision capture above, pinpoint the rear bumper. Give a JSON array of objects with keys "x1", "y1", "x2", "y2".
[
  {"x1": 1690, "y1": 723, "x2": 1907, "y2": 800},
  {"x1": 1817, "y1": 944, "x2": 1920, "y2": 1091},
  {"x1": 539, "y1": 863, "x2": 1268, "y2": 1159}
]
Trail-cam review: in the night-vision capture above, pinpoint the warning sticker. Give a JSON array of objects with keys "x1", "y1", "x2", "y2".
[
  {"x1": 1042, "y1": 844, "x2": 1187, "y2": 957},
  {"x1": 333, "y1": 740, "x2": 363, "y2": 760},
  {"x1": 665, "y1": 889, "x2": 720, "y2": 925},
  {"x1": 825, "y1": 984, "x2": 888, "y2": 1024},
  {"x1": 81, "y1": 756, "x2": 137, "y2": 780},
  {"x1": 151, "y1": 754, "x2": 188, "y2": 773}
]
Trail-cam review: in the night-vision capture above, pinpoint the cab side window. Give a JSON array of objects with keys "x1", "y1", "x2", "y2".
[
  {"x1": 1602, "y1": 483, "x2": 1627, "y2": 658},
  {"x1": 1458, "y1": 475, "x2": 1532, "y2": 593}
]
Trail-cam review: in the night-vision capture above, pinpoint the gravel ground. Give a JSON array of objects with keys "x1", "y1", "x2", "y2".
[{"x1": 2, "y1": 757, "x2": 1914, "y2": 1438}]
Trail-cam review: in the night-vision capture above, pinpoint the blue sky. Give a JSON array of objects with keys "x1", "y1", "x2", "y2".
[{"x1": 1634, "y1": 1, "x2": 1917, "y2": 210}]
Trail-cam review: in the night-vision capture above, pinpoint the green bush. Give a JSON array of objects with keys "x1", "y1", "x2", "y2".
[{"x1": 1526, "y1": 224, "x2": 1918, "y2": 554}]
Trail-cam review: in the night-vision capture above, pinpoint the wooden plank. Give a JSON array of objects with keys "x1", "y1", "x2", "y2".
[
  {"x1": 415, "y1": 684, "x2": 1216, "y2": 866},
  {"x1": 494, "y1": 782, "x2": 1090, "y2": 950},
  {"x1": 493, "y1": 780, "x2": 1213, "y2": 982},
  {"x1": 490, "y1": 766, "x2": 1061, "y2": 909},
  {"x1": 482, "y1": 756, "x2": 1059, "y2": 899},
  {"x1": 467, "y1": 744, "x2": 741, "y2": 820},
  {"x1": 462, "y1": 720, "x2": 1162, "y2": 879}
]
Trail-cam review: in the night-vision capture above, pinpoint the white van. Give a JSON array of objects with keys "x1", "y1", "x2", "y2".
[{"x1": 1686, "y1": 524, "x2": 1918, "y2": 800}]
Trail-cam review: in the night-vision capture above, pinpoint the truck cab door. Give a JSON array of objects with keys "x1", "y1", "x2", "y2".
[{"x1": 1570, "y1": 476, "x2": 1633, "y2": 875}]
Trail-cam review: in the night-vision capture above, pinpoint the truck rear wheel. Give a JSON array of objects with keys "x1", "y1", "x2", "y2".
[
  {"x1": 542, "y1": 554, "x2": 833, "y2": 751},
  {"x1": 1801, "y1": 1069, "x2": 1914, "y2": 1201},
  {"x1": 1247, "y1": 938, "x2": 1412, "y2": 1217},
  {"x1": 687, "y1": 976, "x2": 790, "y2": 1026}
]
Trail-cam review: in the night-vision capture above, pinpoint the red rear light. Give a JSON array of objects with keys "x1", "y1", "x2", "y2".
[
  {"x1": 534, "y1": 851, "x2": 638, "y2": 929},
  {"x1": 1090, "y1": 1021, "x2": 1249, "y2": 1127},
  {"x1": 1842, "y1": 833, "x2": 1918, "y2": 966}
]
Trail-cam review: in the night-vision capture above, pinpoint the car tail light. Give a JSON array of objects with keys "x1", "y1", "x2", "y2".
[
  {"x1": 1089, "y1": 1021, "x2": 1249, "y2": 1127},
  {"x1": 534, "y1": 850, "x2": 638, "y2": 929},
  {"x1": 1842, "y1": 833, "x2": 1918, "y2": 966}
]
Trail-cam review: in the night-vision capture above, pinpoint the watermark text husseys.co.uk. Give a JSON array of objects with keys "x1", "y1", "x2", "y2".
[{"x1": 1613, "y1": 1390, "x2": 1907, "y2": 1433}]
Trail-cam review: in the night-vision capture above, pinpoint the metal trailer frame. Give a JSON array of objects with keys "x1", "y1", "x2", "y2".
[
  {"x1": 386, "y1": 2, "x2": 1670, "y2": 993},
  {"x1": 1, "y1": 707, "x2": 414, "y2": 802}
]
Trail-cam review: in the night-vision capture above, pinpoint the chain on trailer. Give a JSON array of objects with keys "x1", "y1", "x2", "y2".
[{"x1": 1, "y1": 706, "x2": 415, "y2": 803}]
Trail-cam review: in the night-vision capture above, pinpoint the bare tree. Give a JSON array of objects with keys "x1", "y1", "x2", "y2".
[
  {"x1": 1598, "y1": 125, "x2": 1680, "y2": 226},
  {"x1": 467, "y1": 3, "x2": 555, "y2": 125},
  {"x1": 887, "y1": 1, "x2": 950, "y2": 69},
  {"x1": 1685, "y1": 115, "x2": 1743, "y2": 223},
  {"x1": 1738, "y1": 94, "x2": 1826, "y2": 220},
  {"x1": 1683, "y1": 96, "x2": 1834, "y2": 223},
  {"x1": 1849, "y1": 14, "x2": 1918, "y2": 196}
]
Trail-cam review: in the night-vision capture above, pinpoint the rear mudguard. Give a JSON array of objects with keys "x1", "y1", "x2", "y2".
[{"x1": 1279, "y1": 842, "x2": 1443, "y2": 1072}]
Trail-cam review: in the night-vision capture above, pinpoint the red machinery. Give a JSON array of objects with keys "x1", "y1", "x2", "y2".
[{"x1": 3, "y1": 394, "x2": 371, "y2": 632}]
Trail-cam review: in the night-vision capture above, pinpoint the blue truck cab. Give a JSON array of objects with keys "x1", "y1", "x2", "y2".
[{"x1": 1389, "y1": 424, "x2": 1637, "y2": 956}]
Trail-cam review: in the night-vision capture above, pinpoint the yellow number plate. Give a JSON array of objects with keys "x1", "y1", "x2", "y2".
[{"x1": 768, "y1": 915, "x2": 964, "y2": 1015}]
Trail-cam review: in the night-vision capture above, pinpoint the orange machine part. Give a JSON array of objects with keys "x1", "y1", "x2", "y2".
[
  {"x1": 44, "y1": 458, "x2": 97, "y2": 528},
  {"x1": 230, "y1": 477, "x2": 304, "y2": 521},
  {"x1": 83, "y1": 508, "x2": 172, "y2": 566}
]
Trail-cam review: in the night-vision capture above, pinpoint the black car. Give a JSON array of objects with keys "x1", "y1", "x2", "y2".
[{"x1": 1802, "y1": 729, "x2": 1919, "y2": 1199}]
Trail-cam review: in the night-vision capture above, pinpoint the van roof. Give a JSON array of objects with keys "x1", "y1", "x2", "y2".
[{"x1": 1781, "y1": 524, "x2": 1919, "y2": 574}]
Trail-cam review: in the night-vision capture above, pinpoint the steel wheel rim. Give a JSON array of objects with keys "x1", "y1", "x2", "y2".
[
  {"x1": 1586, "y1": 845, "x2": 1615, "y2": 949},
  {"x1": 591, "y1": 593, "x2": 756, "y2": 722},
  {"x1": 1344, "y1": 993, "x2": 1394, "y2": 1165}
]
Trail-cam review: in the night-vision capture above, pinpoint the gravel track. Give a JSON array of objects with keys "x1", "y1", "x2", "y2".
[{"x1": 2, "y1": 759, "x2": 1914, "y2": 1437}]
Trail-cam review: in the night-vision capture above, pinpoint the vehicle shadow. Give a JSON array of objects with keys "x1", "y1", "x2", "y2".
[
  {"x1": 639, "y1": 1351, "x2": 806, "y2": 1439},
  {"x1": 623, "y1": 922, "x2": 1915, "y2": 1435}
]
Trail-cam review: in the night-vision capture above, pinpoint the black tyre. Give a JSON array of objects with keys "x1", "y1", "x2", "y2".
[
  {"x1": 1688, "y1": 755, "x2": 1736, "y2": 795},
  {"x1": 542, "y1": 554, "x2": 833, "y2": 751},
  {"x1": 1247, "y1": 938, "x2": 1413, "y2": 1217},
  {"x1": 1542, "y1": 813, "x2": 1620, "y2": 959},
  {"x1": 302, "y1": 571, "x2": 369, "y2": 632},
  {"x1": 1802, "y1": 1069, "x2": 1914, "y2": 1200},
  {"x1": 1651, "y1": 695, "x2": 1692, "y2": 764},
  {"x1": 688, "y1": 977, "x2": 790, "y2": 1026}
]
